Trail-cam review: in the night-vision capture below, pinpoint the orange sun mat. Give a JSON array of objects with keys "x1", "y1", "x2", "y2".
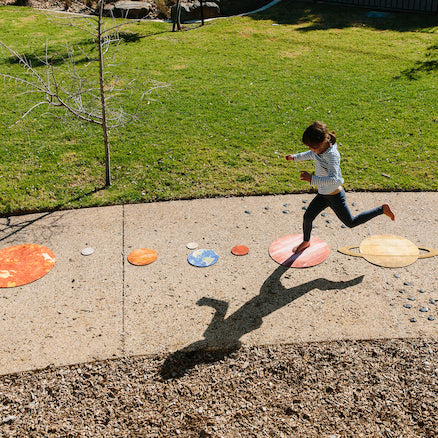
[{"x1": 0, "y1": 244, "x2": 56, "y2": 288}]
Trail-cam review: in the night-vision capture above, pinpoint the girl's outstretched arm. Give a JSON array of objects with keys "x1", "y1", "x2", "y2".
[{"x1": 293, "y1": 150, "x2": 314, "y2": 161}]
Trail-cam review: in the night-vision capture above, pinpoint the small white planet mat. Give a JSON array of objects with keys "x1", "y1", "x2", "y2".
[{"x1": 81, "y1": 247, "x2": 95, "y2": 256}]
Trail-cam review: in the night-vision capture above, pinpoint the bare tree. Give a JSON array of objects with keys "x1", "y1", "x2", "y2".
[{"x1": 0, "y1": 1, "x2": 167, "y2": 187}]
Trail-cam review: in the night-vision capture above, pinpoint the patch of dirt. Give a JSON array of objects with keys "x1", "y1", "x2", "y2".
[{"x1": 1, "y1": 338, "x2": 437, "y2": 436}]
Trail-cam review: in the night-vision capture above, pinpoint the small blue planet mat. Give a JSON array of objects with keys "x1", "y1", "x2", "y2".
[{"x1": 188, "y1": 249, "x2": 219, "y2": 267}]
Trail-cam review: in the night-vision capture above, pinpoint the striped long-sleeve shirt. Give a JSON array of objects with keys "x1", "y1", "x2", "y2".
[{"x1": 293, "y1": 143, "x2": 344, "y2": 195}]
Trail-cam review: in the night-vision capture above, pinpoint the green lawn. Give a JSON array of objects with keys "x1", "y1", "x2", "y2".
[{"x1": 0, "y1": 2, "x2": 437, "y2": 215}]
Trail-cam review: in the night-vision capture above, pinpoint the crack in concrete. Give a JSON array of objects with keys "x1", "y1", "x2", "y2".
[{"x1": 121, "y1": 204, "x2": 126, "y2": 355}]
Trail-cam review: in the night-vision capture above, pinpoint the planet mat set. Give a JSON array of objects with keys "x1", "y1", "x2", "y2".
[{"x1": 1, "y1": 233, "x2": 437, "y2": 287}]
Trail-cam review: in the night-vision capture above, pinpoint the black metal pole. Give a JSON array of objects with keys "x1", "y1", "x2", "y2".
[{"x1": 200, "y1": 0, "x2": 204, "y2": 25}]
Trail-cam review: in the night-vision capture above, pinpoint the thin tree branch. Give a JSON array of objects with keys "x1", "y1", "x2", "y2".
[
  {"x1": 50, "y1": 19, "x2": 98, "y2": 38},
  {"x1": 0, "y1": 42, "x2": 50, "y2": 93},
  {"x1": 0, "y1": 73, "x2": 49, "y2": 95},
  {"x1": 100, "y1": 21, "x2": 141, "y2": 36},
  {"x1": 8, "y1": 101, "x2": 50, "y2": 127}
]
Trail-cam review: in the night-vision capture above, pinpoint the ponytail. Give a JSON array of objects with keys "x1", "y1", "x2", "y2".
[{"x1": 329, "y1": 131, "x2": 336, "y2": 145}]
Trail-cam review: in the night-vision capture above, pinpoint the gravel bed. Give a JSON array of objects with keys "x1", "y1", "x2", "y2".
[{"x1": 1, "y1": 338, "x2": 437, "y2": 437}]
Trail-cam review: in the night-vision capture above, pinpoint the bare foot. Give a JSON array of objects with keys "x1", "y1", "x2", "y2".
[
  {"x1": 293, "y1": 241, "x2": 310, "y2": 253},
  {"x1": 383, "y1": 204, "x2": 395, "y2": 221}
]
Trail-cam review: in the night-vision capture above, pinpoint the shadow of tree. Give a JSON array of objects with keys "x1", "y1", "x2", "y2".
[
  {"x1": 1, "y1": 28, "x2": 172, "y2": 69},
  {"x1": 118, "y1": 32, "x2": 142, "y2": 43},
  {"x1": 3, "y1": 53, "x2": 90, "y2": 68},
  {"x1": 0, "y1": 186, "x2": 106, "y2": 241},
  {"x1": 118, "y1": 29, "x2": 173, "y2": 42},
  {"x1": 161, "y1": 264, "x2": 364, "y2": 379},
  {"x1": 400, "y1": 44, "x2": 438, "y2": 79},
  {"x1": 249, "y1": 0, "x2": 438, "y2": 32},
  {"x1": 1, "y1": 38, "x2": 96, "y2": 68}
]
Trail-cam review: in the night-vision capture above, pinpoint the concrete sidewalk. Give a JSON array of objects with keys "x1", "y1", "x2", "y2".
[{"x1": 0, "y1": 192, "x2": 437, "y2": 375}]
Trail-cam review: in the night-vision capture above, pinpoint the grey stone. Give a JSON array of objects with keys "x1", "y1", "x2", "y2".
[
  {"x1": 104, "y1": 1, "x2": 153, "y2": 19},
  {"x1": 173, "y1": 1, "x2": 221, "y2": 23}
]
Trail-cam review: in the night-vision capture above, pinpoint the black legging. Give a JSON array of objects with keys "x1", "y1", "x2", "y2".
[{"x1": 303, "y1": 189, "x2": 383, "y2": 241}]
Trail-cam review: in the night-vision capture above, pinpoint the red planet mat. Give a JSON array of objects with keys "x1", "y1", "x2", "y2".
[
  {"x1": 269, "y1": 234, "x2": 330, "y2": 268},
  {"x1": 0, "y1": 244, "x2": 56, "y2": 287},
  {"x1": 231, "y1": 245, "x2": 249, "y2": 256},
  {"x1": 128, "y1": 248, "x2": 158, "y2": 266}
]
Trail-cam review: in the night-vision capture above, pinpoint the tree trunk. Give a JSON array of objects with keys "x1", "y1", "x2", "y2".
[{"x1": 98, "y1": 0, "x2": 111, "y2": 187}]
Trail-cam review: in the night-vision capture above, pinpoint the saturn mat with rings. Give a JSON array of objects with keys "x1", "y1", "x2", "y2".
[{"x1": 338, "y1": 234, "x2": 438, "y2": 268}]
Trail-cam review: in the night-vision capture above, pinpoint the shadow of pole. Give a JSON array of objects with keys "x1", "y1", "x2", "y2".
[{"x1": 161, "y1": 264, "x2": 364, "y2": 379}]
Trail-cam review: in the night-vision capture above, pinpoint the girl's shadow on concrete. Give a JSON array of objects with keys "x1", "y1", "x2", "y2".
[{"x1": 161, "y1": 264, "x2": 363, "y2": 379}]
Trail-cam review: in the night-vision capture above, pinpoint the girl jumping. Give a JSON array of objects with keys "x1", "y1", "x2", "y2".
[{"x1": 286, "y1": 121, "x2": 395, "y2": 254}]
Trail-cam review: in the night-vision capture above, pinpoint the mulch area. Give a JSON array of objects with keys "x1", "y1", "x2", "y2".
[{"x1": 1, "y1": 338, "x2": 437, "y2": 436}]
